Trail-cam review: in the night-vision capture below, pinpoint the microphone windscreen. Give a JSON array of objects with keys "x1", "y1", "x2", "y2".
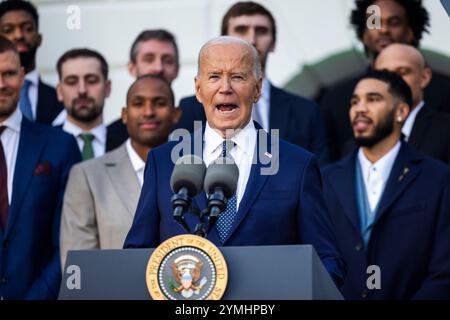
[
  {"x1": 204, "y1": 156, "x2": 239, "y2": 198},
  {"x1": 170, "y1": 154, "x2": 206, "y2": 196}
]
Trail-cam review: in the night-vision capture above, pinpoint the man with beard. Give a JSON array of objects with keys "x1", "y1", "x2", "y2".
[
  {"x1": 322, "y1": 70, "x2": 450, "y2": 299},
  {"x1": 60, "y1": 75, "x2": 180, "y2": 267},
  {"x1": 56, "y1": 48, "x2": 115, "y2": 160},
  {"x1": 175, "y1": 1, "x2": 328, "y2": 164},
  {"x1": 0, "y1": 36, "x2": 80, "y2": 299},
  {"x1": 0, "y1": 0, "x2": 63, "y2": 125}
]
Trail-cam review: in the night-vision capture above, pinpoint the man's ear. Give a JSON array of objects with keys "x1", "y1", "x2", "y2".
[
  {"x1": 121, "y1": 106, "x2": 127, "y2": 125},
  {"x1": 194, "y1": 76, "x2": 203, "y2": 104},
  {"x1": 172, "y1": 107, "x2": 182, "y2": 125},
  {"x1": 397, "y1": 102, "x2": 410, "y2": 123},
  {"x1": 37, "y1": 33, "x2": 42, "y2": 48},
  {"x1": 56, "y1": 83, "x2": 63, "y2": 102},
  {"x1": 104, "y1": 79, "x2": 112, "y2": 98},
  {"x1": 254, "y1": 77, "x2": 263, "y2": 102},
  {"x1": 127, "y1": 61, "x2": 137, "y2": 78},
  {"x1": 420, "y1": 67, "x2": 432, "y2": 90}
]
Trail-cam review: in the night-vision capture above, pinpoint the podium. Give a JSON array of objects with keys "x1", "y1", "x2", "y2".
[{"x1": 58, "y1": 244, "x2": 343, "y2": 300}]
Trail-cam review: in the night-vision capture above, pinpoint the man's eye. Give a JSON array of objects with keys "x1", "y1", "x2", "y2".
[
  {"x1": 232, "y1": 75, "x2": 244, "y2": 80},
  {"x1": 209, "y1": 75, "x2": 219, "y2": 80}
]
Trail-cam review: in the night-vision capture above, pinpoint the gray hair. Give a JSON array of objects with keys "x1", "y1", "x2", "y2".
[{"x1": 196, "y1": 36, "x2": 262, "y2": 79}]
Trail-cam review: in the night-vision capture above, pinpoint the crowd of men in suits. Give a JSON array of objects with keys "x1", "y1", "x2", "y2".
[{"x1": 0, "y1": 0, "x2": 450, "y2": 300}]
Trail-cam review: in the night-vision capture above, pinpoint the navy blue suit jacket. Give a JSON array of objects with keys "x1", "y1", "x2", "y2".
[
  {"x1": 0, "y1": 118, "x2": 81, "y2": 300},
  {"x1": 36, "y1": 79, "x2": 64, "y2": 125},
  {"x1": 322, "y1": 142, "x2": 450, "y2": 299},
  {"x1": 124, "y1": 126, "x2": 346, "y2": 284},
  {"x1": 175, "y1": 84, "x2": 329, "y2": 164}
]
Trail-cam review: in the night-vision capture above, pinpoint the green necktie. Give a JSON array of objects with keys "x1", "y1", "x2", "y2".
[{"x1": 79, "y1": 133, "x2": 95, "y2": 160}]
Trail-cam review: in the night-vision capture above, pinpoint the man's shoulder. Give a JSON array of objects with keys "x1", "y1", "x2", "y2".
[
  {"x1": 23, "y1": 120, "x2": 75, "y2": 144},
  {"x1": 179, "y1": 95, "x2": 202, "y2": 108},
  {"x1": 78, "y1": 143, "x2": 128, "y2": 170},
  {"x1": 271, "y1": 85, "x2": 318, "y2": 110}
]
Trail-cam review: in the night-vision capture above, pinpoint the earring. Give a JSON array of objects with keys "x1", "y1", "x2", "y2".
[{"x1": 397, "y1": 116, "x2": 403, "y2": 122}]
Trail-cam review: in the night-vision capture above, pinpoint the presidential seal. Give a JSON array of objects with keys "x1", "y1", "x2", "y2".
[{"x1": 146, "y1": 234, "x2": 228, "y2": 300}]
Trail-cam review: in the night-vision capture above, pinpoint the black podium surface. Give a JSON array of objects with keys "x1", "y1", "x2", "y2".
[{"x1": 59, "y1": 244, "x2": 343, "y2": 300}]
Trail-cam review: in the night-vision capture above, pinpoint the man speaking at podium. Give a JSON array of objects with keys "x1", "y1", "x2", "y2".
[{"x1": 124, "y1": 36, "x2": 346, "y2": 285}]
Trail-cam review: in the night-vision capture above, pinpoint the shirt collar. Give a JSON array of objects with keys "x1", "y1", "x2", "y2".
[
  {"x1": 402, "y1": 100, "x2": 425, "y2": 141},
  {"x1": 126, "y1": 138, "x2": 145, "y2": 173},
  {"x1": 204, "y1": 119, "x2": 256, "y2": 157},
  {"x1": 63, "y1": 120, "x2": 107, "y2": 143},
  {"x1": 358, "y1": 141, "x2": 401, "y2": 183},
  {"x1": 0, "y1": 107, "x2": 22, "y2": 133},
  {"x1": 25, "y1": 69, "x2": 39, "y2": 86}
]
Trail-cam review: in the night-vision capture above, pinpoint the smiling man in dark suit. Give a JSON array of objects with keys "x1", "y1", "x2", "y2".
[
  {"x1": 124, "y1": 36, "x2": 346, "y2": 286},
  {"x1": 175, "y1": 1, "x2": 328, "y2": 164},
  {"x1": 322, "y1": 70, "x2": 450, "y2": 299},
  {"x1": 0, "y1": 0, "x2": 63, "y2": 125},
  {"x1": 0, "y1": 36, "x2": 80, "y2": 300}
]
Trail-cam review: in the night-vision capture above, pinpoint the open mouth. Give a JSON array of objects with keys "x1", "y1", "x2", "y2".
[
  {"x1": 353, "y1": 117, "x2": 372, "y2": 132},
  {"x1": 216, "y1": 104, "x2": 238, "y2": 113}
]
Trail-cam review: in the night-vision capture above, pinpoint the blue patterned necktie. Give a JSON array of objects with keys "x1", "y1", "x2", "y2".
[
  {"x1": 20, "y1": 79, "x2": 33, "y2": 121},
  {"x1": 216, "y1": 140, "x2": 237, "y2": 243}
]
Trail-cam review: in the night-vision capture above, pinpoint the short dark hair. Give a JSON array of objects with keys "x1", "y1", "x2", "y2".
[
  {"x1": 129, "y1": 29, "x2": 179, "y2": 65},
  {"x1": 0, "y1": 34, "x2": 18, "y2": 54},
  {"x1": 57, "y1": 48, "x2": 109, "y2": 80},
  {"x1": 359, "y1": 69, "x2": 412, "y2": 107},
  {"x1": 0, "y1": 0, "x2": 39, "y2": 28},
  {"x1": 350, "y1": 0, "x2": 429, "y2": 47},
  {"x1": 126, "y1": 74, "x2": 175, "y2": 107},
  {"x1": 221, "y1": 1, "x2": 276, "y2": 43}
]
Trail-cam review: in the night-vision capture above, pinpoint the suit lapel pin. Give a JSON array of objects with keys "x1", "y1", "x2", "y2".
[
  {"x1": 264, "y1": 151, "x2": 272, "y2": 159},
  {"x1": 398, "y1": 167, "x2": 410, "y2": 181}
]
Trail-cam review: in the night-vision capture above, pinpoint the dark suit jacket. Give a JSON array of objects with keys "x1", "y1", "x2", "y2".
[
  {"x1": 175, "y1": 84, "x2": 329, "y2": 164},
  {"x1": 36, "y1": 79, "x2": 64, "y2": 125},
  {"x1": 408, "y1": 105, "x2": 450, "y2": 164},
  {"x1": 322, "y1": 143, "x2": 450, "y2": 299},
  {"x1": 124, "y1": 125, "x2": 346, "y2": 285},
  {"x1": 0, "y1": 118, "x2": 81, "y2": 300},
  {"x1": 320, "y1": 70, "x2": 450, "y2": 162}
]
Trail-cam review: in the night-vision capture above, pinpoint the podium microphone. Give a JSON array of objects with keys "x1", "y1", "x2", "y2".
[
  {"x1": 204, "y1": 156, "x2": 239, "y2": 233},
  {"x1": 170, "y1": 155, "x2": 206, "y2": 232}
]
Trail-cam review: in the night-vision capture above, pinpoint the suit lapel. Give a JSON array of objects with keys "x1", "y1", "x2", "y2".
[
  {"x1": 269, "y1": 85, "x2": 290, "y2": 135},
  {"x1": 6, "y1": 119, "x2": 46, "y2": 236},
  {"x1": 329, "y1": 154, "x2": 361, "y2": 232},
  {"x1": 374, "y1": 143, "x2": 422, "y2": 223},
  {"x1": 104, "y1": 145, "x2": 141, "y2": 217},
  {"x1": 408, "y1": 105, "x2": 433, "y2": 149}
]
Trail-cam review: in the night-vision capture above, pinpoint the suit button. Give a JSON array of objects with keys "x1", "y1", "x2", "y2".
[
  {"x1": 361, "y1": 289, "x2": 368, "y2": 299},
  {"x1": 355, "y1": 243, "x2": 363, "y2": 251},
  {"x1": 1, "y1": 278, "x2": 6, "y2": 284}
]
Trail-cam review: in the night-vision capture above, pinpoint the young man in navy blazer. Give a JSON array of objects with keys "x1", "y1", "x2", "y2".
[
  {"x1": 322, "y1": 70, "x2": 450, "y2": 299},
  {"x1": 124, "y1": 36, "x2": 346, "y2": 286},
  {"x1": 0, "y1": 36, "x2": 80, "y2": 300}
]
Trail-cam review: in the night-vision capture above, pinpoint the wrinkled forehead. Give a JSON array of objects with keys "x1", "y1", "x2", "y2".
[{"x1": 199, "y1": 43, "x2": 254, "y2": 71}]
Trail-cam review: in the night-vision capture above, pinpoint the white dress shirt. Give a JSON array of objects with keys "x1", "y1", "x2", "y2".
[
  {"x1": 0, "y1": 108, "x2": 22, "y2": 204},
  {"x1": 63, "y1": 120, "x2": 107, "y2": 158},
  {"x1": 126, "y1": 138, "x2": 146, "y2": 186},
  {"x1": 402, "y1": 100, "x2": 425, "y2": 142},
  {"x1": 358, "y1": 141, "x2": 401, "y2": 212},
  {"x1": 203, "y1": 120, "x2": 256, "y2": 210},
  {"x1": 252, "y1": 78, "x2": 270, "y2": 131},
  {"x1": 24, "y1": 69, "x2": 39, "y2": 121}
]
